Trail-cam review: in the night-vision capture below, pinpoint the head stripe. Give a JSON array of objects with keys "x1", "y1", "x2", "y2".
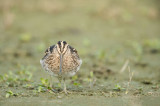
[{"x1": 56, "y1": 41, "x2": 68, "y2": 54}]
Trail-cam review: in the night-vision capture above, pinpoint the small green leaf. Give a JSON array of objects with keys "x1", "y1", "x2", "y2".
[
  {"x1": 90, "y1": 72, "x2": 93, "y2": 78},
  {"x1": 6, "y1": 93, "x2": 10, "y2": 98},
  {"x1": 6, "y1": 90, "x2": 13, "y2": 95},
  {"x1": 6, "y1": 90, "x2": 14, "y2": 98},
  {"x1": 72, "y1": 75, "x2": 78, "y2": 80},
  {"x1": 38, "y1": 86, "x2": 42, "y2": 92},
  {"x1": 73, "y1": 82, "x2": 80, "y2": 86}
]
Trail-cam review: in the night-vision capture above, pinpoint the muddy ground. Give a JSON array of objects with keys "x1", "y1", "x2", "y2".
[{"x1": 0, "y1": 0, "x2": 160, "y2": 105}]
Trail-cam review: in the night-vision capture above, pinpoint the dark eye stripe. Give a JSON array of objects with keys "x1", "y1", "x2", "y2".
[
  {"x1": 57, "y1": 41, "x2": 68, "y2": 53},
  {"x1": 45, "y1": 48, "x2": 49, "y2": 53},
  {"x1": 58, "y1": 41, "x2": 61, "y2": 45},
  {"x1": 57, "y1": 41, "x2": 62, "y2": 52},
  {"x1": 45, "y1": 45, "x2": 55, "y2": 53},
  {"x1": 63, "y1": 41, "x2": 67, "y2": 45},
  {"x1": 50, "y1": 45, "x2": 55, "y2": 53},
  {"x1": 62, "y1": 41, "x2": 67, "y2": 51}
]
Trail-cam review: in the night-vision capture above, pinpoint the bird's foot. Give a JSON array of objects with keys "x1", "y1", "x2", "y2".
[
  {"x1": 47, "y1": 86, "x2": 59, "y2": 93},
  {"x1": 47, "y1": 89, "x2": 57, "y2": 94},
  {"x1": 51, "y1": 89, "x2": 59, "y2": 93},
  {"x1": 59, "y1": 89, "x2": 72, "y2": 95}
]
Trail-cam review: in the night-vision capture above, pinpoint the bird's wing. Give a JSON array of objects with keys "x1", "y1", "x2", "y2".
[
  {"x1": 62, "y1": 45, "x2": 82, "y2": 72},
  {"x1": 42, "y1": 45, "x2": 55, "y2": 60}
]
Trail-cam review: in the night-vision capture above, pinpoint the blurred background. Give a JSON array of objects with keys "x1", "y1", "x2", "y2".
[{"x1": 0, "y1": 0, "x2": 160, "y2": 103}]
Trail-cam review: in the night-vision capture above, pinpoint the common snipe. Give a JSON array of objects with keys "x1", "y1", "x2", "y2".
[{"x1": 40, "y1": 41, "x2": 82, "y2": 94}]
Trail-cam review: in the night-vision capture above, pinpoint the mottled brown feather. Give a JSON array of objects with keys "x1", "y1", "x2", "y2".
[{"x1": 40, "y1": 41, "x2": 82, "y2": 77}]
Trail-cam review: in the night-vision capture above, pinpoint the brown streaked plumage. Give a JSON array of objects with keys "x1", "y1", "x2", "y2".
[{"x1": 40, "y1": 41, "x2": 82, "y2": 94}]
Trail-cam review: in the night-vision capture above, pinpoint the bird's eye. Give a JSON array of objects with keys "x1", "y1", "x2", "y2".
[
  {"x1": 63, "y1": 41, "x2": 66, "y2": 43},
  {"x1": 58, "y1": 41, "x2": 61, "y2": 45},
  {"x1": 63, "y1": 41, "x2": 67, "y2": 45}
]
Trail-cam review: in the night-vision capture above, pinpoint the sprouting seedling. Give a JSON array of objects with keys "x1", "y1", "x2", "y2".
[
  {"x1": 22, "y1": 84, "x2": 32, "y2": 89},
  {"x1": 40, "y1": 78, "x2": 49, "y2": 87},
  {"x1": 6, "y1": 90, "x2": 14, "y2": 98},
  {"x1": 8, "y1": 71, "x2": 19, "y2": 82},
  {"x1": 5, "y1": 90, "x2": 18, "y2": 98},
  {"x1": 143, "y1": 39, "x2": 160, "y2": 50},
  {"x1": 2, "y1": 71, "x2": 19, "y2": 83},
  {"x1": 90, "y1": 71, "x2": 93, "y2": 78},
  {"x1": 113, "y1": 84, "x2": 121, "y2": 91},
  {"x1": 35, "y1": 78, "x2": 49, "y2": 93},
  {"x1": 0, "y1": 74, "x2": 4, "y2": 82},
  {"x1": 73, "y1": 82, "x2": 80, "y2": 86},
  {"x1": 89, "y1": 71, "x2": 96, "y2": 88},
  {"x1": 25, "y1": 71, "x2": 32, "y2": 81},
  {"x1": 113, "y1": 84, "x2": 125, "y2": 91},
  {"x1": 16, "y1": 69, "x2": 33, "y2": 82},
  {"x1": 37, "y1": 86, "x2": 43, "y2": 92},
  {"x1": 72, "y1": 75, "x2": 80, "y2": 86},
  {"x1": 35, "y1": 85, "x2": 47, "y2": 93},
  {"x1": 72, "y1": 75, "x2": 78, "y2": 81}
]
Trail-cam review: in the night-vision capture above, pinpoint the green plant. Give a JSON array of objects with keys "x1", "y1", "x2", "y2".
[
  {"x1": 37, "y1": 86, "x2": 46, "y2": 92},
  {"x1": 40, "y1": 78, "x2": 49, "y2": 87},
  {"x1": 6, "y1": 90, "x2": 18, "y2": 98},
  {"x1": 113, "y1": 84, "x2": 125, "y2": 91},
  {"x1": 143, "y1": 39, "x2": 160, "y2": 50},
  {"x1": 83, "y1": 71, "x2": 96, "y2": 88},
  {"x1": 16, "y1": 67, "x2": 33, "y2": 81},
  {"x1": 22, "y1": 84, "x2": 32, "y2": 89},
  {"x1": 0, "y1": 74, "x2": 4, "y2": 82},
  {"x1": 72, "y1": 75, "x2": 80, "y2": 86},
  {"x1": 33, "y1": 78, "x2": 50, "y2": 93},
  {"x1": 0, "y1": 66, "x2": 34, "y2": 89}
]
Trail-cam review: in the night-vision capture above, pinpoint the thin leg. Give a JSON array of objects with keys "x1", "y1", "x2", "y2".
[
  {"x1": 49, "y1": 75, "x2": 57, "y2": 93},
  {"x1": 63, "y1": 78, "x2": 67, "y2": 93},
  {"x1": 49, "y1": 75, "x2": 53, "y2": 88},
  {"x1": 59, "y1": 78, "x2": 71, "y2": 94}
]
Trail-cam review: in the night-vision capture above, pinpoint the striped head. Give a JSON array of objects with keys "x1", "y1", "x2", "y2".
[{"x1": 56, "y1": 41, "x2": 69, "y2": 54}]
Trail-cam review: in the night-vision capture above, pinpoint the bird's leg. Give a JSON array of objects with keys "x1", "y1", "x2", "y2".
[
  {"x1": 59, "y1": 78, "x2": 72, "y2": 94},
  {"x1": 58, "y1": 53, "x2": 71, "y2": 94},
  {"x1": 63, "y1": 78, "x2": 67, "y2": 93},
  {"x1": 58, "y1": 74, "x2": 62, "y2": 83},
  {"x1": 49, "y1": 75, "x2": 57, "y2": 92},
  {"x1": 49, "y1": 75, "x2": 53, "y2": 88}
]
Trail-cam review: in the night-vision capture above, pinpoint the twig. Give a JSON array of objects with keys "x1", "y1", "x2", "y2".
[
  {"x1": 125, "y1": 66, "x2": 134, "y2": 94},
  {"x1": 120, "y1": 59, "x2": 129, "y2": 73}
]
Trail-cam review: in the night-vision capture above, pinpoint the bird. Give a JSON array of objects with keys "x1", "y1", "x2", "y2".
[{"x1": 40, "y1": 41, "x2": 82, "y2": 94}]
